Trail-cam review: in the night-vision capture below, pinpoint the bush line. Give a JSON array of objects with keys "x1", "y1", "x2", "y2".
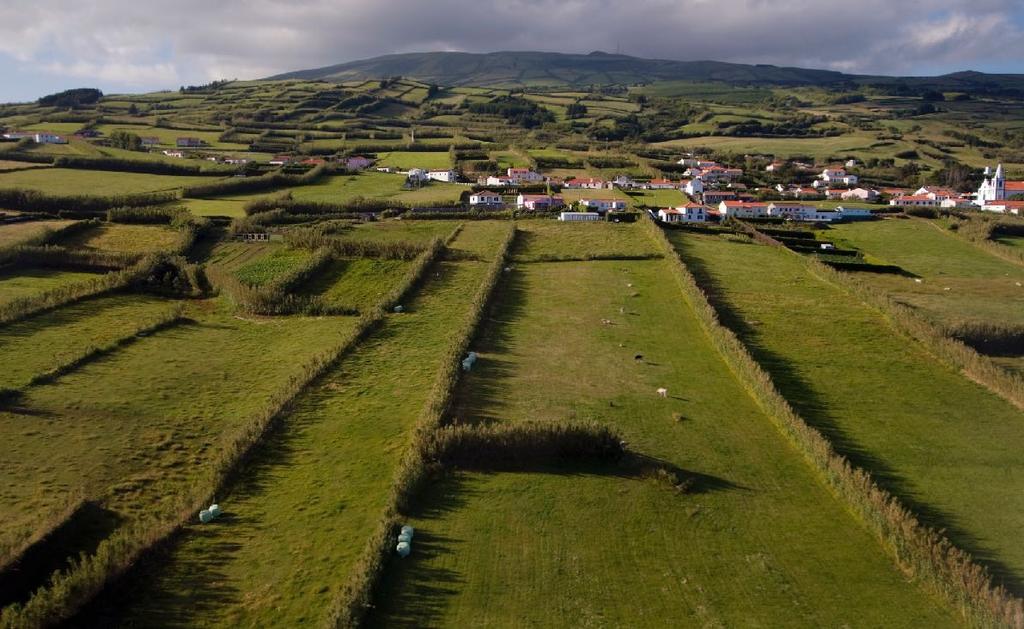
[
  {"x1": 0, "y1": 189, "x2": 175, "y2": 216},
  {"x1": 643, "y1": 217, "x2": 1023, "y2": 628},
  {"x1": 181, "y1": 164, "x2": 328, "y2": 198},
  {"x1": 0, "y1": 228, "x2": 459, "y2": 629},
  {"x1": 324, "y1": 223, "x2": 516, "y2": 628}
]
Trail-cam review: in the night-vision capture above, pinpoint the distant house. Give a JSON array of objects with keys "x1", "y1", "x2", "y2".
[
  {"x1": 820, "y1": 167, "x2": 858, "y2": 186},
  {"x1": 611, "y1": 175, "x2": 636, "y2": 188},
  {"x1": 162, "y1": 150, "x2": 185, "y2": 158},
  {"x1": 407, "y1": 168, "x2": 429, "y2": 182},
  {"x1": 427, "y1": 169, "x2": 457, "y2": 183},
  {"x1": 558, "y1": 211, "x2": 601, "y2": 222},
  {"x1": 507, "y1": 167, "x2": 543, "y2": 184},
  {"x1": 765, "y1": 161, "x2": 786, "y2": 172},
  {"x1": 940, "y1": 197, "x2": 974, "y2": 209},
  {"x1": 768, "y1": 203, "x2": 818, "y2": 221},
  {"x1": 841, "y1": 187, "x2": 878, "y2": 201},
  {"x1": 3, "y1": 131, "x2": 67, "y2": 144},
  {"x1": 659, "y1": 204, "x2": 708, "y2": 223},
  {"x1": 890, "y1": 194, "x2": 939, "y2": 208},
  {"x1": 914, "y1": 186, "x2": 957, "y2": 201},
  {"x1": 517, "y1": 194, "x2": 564, "y2": 210},
  {"x1": 176, "y1": 137, "x2": 203, "y2": 148},
  {"x1": 269, "y1": 155, "x2": 291, "y2": 165},
  {"x1": 682, "y1": 179, "x2": 704, "y2": 196},
  {"x1": 577, "y1": 196, "x2": 627, "y2": 213},
  {"x1": 469, "y1": 190, "x2": 503, "y2": 207},
  {"x1": 834, "y1": 206, "x2": 874, "y2": 220},
  {"x1": 719, "y1": 201, "x2": 770, "y2": 219},
  {"x1": 140, "y1": 136, "x2": 160, "y2": 146},
  {"x1": 981, "y1": 200, "x2": 1024, "y2": 215},
  {"x1": 702, "y1": 190, "x2": 737, "y2": 205},
  {"x1": 485, "y1": 175, "x2": 514, "y2": 187},
  {"x1": 645, "y1": 178, "x2": 678, "y2": 190},
  {"x1": 344, "y1": 155, "x2": 374, "y2": 171},
  {"x1": 824, "y1": 188, "x2": 846, "y2": 200},
  {"x1": 563, "y1": 177, "x2": 609, "y2": 190}
]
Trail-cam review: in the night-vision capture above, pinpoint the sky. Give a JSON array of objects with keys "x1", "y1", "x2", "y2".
[{"x1": 1, "y1": 0, "x2": 1022, "y2": 102}]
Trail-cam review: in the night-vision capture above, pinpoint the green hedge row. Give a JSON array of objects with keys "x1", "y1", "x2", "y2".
[{"x1": 0, "y1": 189, "x2": 176, "y2": 216}]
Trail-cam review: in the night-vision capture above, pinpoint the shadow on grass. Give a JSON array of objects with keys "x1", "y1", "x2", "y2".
[{"x1": 673, "y1": 232, "x2": 1024, "y2": 594}]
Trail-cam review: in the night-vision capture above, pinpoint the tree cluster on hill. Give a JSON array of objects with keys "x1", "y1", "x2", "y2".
[
  {"x1": 37, "y1": 88, "x2": 103, "y2": 108},
  {"x1": 107, "y1": 130, "x2": 144, "y2": 151},
  {"x1": 468, "y1": 96, "x2": 555, "y2": 128}
]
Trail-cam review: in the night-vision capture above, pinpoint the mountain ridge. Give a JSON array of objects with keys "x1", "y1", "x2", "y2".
[{"x1": 266, "y1": 50, "x2": 1024, "y2": 93}]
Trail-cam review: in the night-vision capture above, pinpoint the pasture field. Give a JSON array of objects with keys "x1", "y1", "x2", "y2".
[
  {"x1": 0, "y1": 267, "x2": 104, "y2": 306},
  {"x1": 339, "y1": 220, "x2": 456, "y2": 244},
  {"x1": 0, "y1": 160, "x2": 47, "y2": 171},
  {"x1": 78, "y1": 223, "x2": 508, "y2": 627},
  {"x1": 57, "y1": 223, "x2": 183, "y2": 254},
  {"x1": 512, "y1": 220, "x2": 660, "y2": 260},
  {"x1": 369, "y1": 244, "x2": 953, "y2": 626},
  {"x1": 995, "y1": 234, "x2": 1024, "y2": 250},
  {"x1": 627, "y1": 188, "x2": 689, "y2": 207},
  {"x1": 376, "y1": 151, "x2": 452, "y2": 170},
  {"x1": 233, "y1": 247, "x2": 312, "y2": 286},
  {"x1": 0, "y1": 300, "x2": 357, "y2": 564},
  {"x1": 0, "y1": 168, "x2": 217, "y2": 195},
  {"x1": 826, "y1": 218, "x2": 1024, "y2": 328},
  {"x1": 299, "y1": 257, "x2": 412, "y2": 312},
  {"x1": 672, "y1": 230, "x2": 1024, "y2": 591},
  {"x1": 0, "y1": 294, "x2": 174, "y2": 391},
  {"x1": 0, "y1": 219, "x2": 73, "y2": 247}
]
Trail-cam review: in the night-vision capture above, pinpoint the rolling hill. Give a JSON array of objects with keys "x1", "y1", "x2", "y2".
[{"x1": 268, "y1": 50, "x2": 1024, "y2": 94}]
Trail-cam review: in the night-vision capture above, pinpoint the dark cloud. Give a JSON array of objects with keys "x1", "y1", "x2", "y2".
[{"x1": 0, "y1": 0, "x2": 1020, "y2": 97}]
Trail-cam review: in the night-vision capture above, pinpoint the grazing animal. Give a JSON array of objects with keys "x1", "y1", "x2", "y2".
[
  {"x1": 601, "y1": 318, "x2": 612, "y2": 325},
  {"x1": 634, "y1": 354, "x2": 644, "y2": 362},
  {"x1": 656, "y1": 387, "x2": 668, "y2": 398},
  {"x1": 619, "y1": 307, "x2": 624, "y2": 314}
]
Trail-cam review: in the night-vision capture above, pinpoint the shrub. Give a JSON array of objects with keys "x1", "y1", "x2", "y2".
[{"x1": 0, "y1": 189, "x2": 174, "y2": 216}]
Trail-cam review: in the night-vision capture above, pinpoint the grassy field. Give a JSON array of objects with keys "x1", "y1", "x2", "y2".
[
  {"x1": 0, "y1": 294, "x2": 174, "y2": 390},
  {"x1": 338, "y1": 220, "x2": 456, "y2": 244},
  {"x1": 299, "y1": 257, "x2": 412, "y2": 311},
  {"x1": 513, "y1": 220, "x2": 660, "y2": 260},
  {"x1": 0, "y1": 267, "x2": 104, "y2": 306},
  {"x1": 376, "y1": 151, "x2": 452, "y2": 170},
  {"x1": 0, "y1": 219, "x2": 74, "y2": 247},
  {"x1": 826, "y1": 218, "x2": 1024, "y2": 328},
  {"x1": 368, "y1": 245, "x2": 953, "y2": 626},
  {"x1": 626, "y1": 188, "x2": 689, "y2": 207},
  {"x1": 0, "y1": 168, "x2": 217, "y2": 195},
  {"x1": 0, "y1": 299, "x2": 357, "y2": 561},
  {"x1": 57, "y1": 223, "x2": 183, "y2": 254},
  {"x1": 78, "y1": 223, "x2": 509, "y2": 627},
  {"x1": 672, "y1": 230, "x2": 1024, "y2": 591},
  {"x1": 233, "y1": 247, "x2": 311, "y2": 286}
]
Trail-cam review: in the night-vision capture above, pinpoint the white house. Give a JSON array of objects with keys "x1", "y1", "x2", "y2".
[
  {"x1": 820, "y1": 167, "x2": 858, "y2": 186},
  {"x1": 719, "y1": 201, "x2": 770, "y2": 219},
  {"x1": 558, "y1": 211, "x2": 601, "y2": 222},
  {"x1": 563, "y1": 177, "x2": 608, "y2": 190},
  {"x1": 162, "y1": 150, "x2": 185, "y2": 158},
  {"x1": 469, "y1": 190, "x2": 503, "y2": 206},
  {"x1": 645, "y1": 178, "x2": 678, "y2": 190},
  {"x1": 407, "y1": 168, "x2": 429, "y2": 182},
  {"x1": 427, "y1": 169, "x2": 457, "y2": 183},
  {"x1": 659, "y1": 204, "x2": 708, "y2": 223},
  {"x1": 981, "y1": 200, "x2": 1024, "y2": 215},
  {"x1": 768, "y1": 203, "x2": 818, "y2": 221},
  {"x1": 485, "y1": 175, "x2": 514, "y2": 186},
  {"x1": 517, "y1": 194, "x2": 564, "y2": 210},
  {"x1": 682, "y1": 179, "x2": 704, "y2": 196},
  {"x1": 834, "y1": 206, "x2": 874, "y2": 220},
  {"x1": 577, "y1": 196, "x2": 627, "y2": 213},
  {"x1": 507, "y1": 167, "x2": 543, "y2": 184},
  {"x1": 914, "y1": 186, "x2": 957, "y2": 201},
  {"x1": 611, "y1": 174, "x2": 636, "y2": 188},
  {"x1": 3, "y1": 131, "x2": 67, "y2": 144},
  {"x1": 890, "y1": 195, "x2": 939, "y2": 208},
  {"x1": 765, "y1": 161, "x2": 785, "y2": 172},
  {"x1": 940, "y1": 197, "x2": 974, "y2": 209},
  {"x1": 841, "y1": 187, "x2": 878, "y2": 201}
]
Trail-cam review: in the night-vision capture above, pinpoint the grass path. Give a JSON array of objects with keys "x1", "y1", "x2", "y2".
[
  {"x1": 368, "y1": 241, "x2": 955, "y2": 626},
  {"x1": 75, "y1": 223, "x2": 508, "y2": 627},
  {"x1": 673, "y1": 230, "x2": 1024, "y2": 592}
]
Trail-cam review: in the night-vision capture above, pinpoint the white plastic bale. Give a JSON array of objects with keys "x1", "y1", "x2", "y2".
[
  {"x1": 400, "y1": 525, "x2": 415, "y2": 538},
  {"x1": 398, "y1": 532, "x2": 412, "y2": 544},
  {"x1": 396, "y1": 541, "x2": 411, "y2": 557},
  {"x1": 199, "y1": 509, "x2": 213, "y2": 524},
  {"x1": 209, "y1": 504, "x2": 221, "y2": 518}
]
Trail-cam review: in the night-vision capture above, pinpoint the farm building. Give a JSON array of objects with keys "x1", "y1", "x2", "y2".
[
  {"x1": 558, "y1": 211, "x2": 601, "y2": 222},
  {"x1": 344, "y1": 155, "x2": 374, "y2": 171},
  {"x1": 890, "y1": 195, "x2": 939, "y2": 208},
  {"x1": 176, "y1": 137, "x2": 203, "y2": 148},
  {"x1": 841, "y1": 187, "x2": 878, "y2": 201},
  {"x1": 2, "y1": 131, "x2": 67, "y2": 144},
  {"x1": 644, "y1": 179, "x2": 679, "y2": 190},
  {"x1": 702, "y1": 190, "x2": 737, "y2": 205},
  {"x1": 485, "y1": 175, "x2": 514, "y2": 187},
  {"x1": 767, "y1": 203, "x2": 818, "y2": 221}
]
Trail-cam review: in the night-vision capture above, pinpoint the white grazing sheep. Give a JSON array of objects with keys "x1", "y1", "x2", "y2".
[{"x1": 656, "y1": 387, "x2": 668, "y2": 398}]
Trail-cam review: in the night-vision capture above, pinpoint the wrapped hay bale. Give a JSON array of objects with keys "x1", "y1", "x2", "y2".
[
  {"x1": 199, "y1": 509, "x2": 213, "y2": 524},
  {"x1": 400, "y1": 525, "x2": 415, "y2": 538},
  {"x1": 398, "y1": 532, "x2": 412, "y2": 544},
  {"x1": 396, "y1": 541, "x2": 411, "y2": 558},
  {"x1": 209, "y1": 504, "x2": 221, "y2": 518}
]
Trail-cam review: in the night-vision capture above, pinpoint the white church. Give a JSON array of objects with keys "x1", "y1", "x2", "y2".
[{"x1": 976, "y1": 163, "x2": 1024, "y2": 207}]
